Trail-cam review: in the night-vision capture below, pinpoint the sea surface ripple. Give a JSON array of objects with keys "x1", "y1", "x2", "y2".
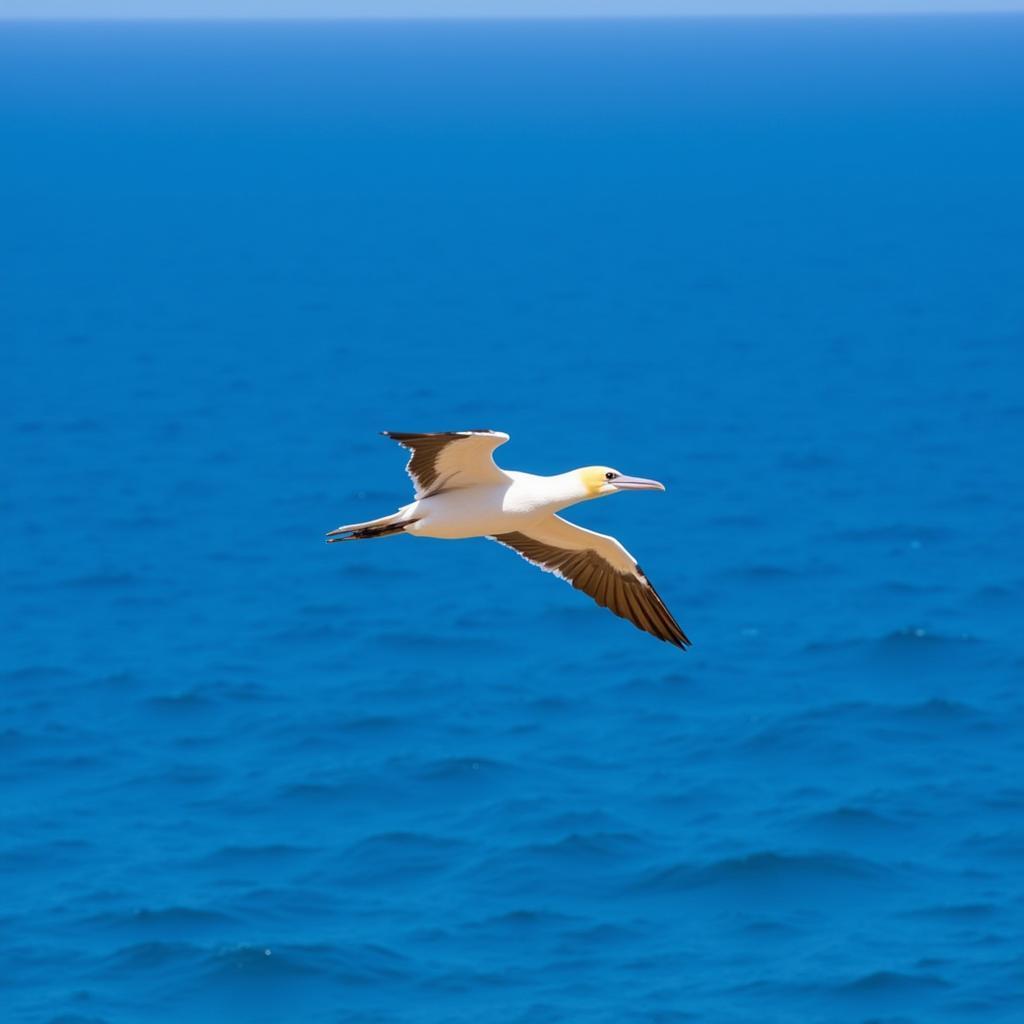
[{"x1": 2, "y1": 16, "x2": 1023, "y2": 1024}]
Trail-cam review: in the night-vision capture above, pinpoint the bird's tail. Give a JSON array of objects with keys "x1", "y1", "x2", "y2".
[{"x1": 326, "y1": 509, "x2": 417, "y2": 543}]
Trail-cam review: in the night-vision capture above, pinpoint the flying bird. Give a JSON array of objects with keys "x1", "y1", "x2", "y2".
[{"x1": 327, "y1": 431, "x2": 690, "y2": 649}]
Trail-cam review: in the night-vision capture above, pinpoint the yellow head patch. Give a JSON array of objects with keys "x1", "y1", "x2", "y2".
[{"x1": 578, "y1": 466, "x2": 616, "y2": 497}]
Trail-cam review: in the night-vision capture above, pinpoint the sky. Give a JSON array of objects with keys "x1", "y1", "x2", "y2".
[{"x1": 3, "y1": 0, "x2": 1024, "y2": 19}]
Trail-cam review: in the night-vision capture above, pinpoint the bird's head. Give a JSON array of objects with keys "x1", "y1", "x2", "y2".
[{"x1": 578, "y1": 466, "x2": 666, "y2": 499}]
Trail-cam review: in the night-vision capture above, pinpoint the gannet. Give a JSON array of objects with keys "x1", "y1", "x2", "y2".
[{"x1": 327, "y1": 430, "x2": 690, "y2": 649}]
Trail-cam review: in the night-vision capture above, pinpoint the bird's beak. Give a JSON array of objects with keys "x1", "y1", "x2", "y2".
[{"x1": 612, "y1": 475, "x2": 665, "y2": 492}]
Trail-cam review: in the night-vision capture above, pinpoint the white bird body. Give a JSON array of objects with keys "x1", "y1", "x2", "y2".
[
  {"x1": 328, "y1": 430, "x2": 690, "y2": 648},
  {"x1": 401, "y1": 471, "x2": 589, "y2": 539}
]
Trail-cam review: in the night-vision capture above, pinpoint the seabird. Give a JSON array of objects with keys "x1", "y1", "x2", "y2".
[{"x1": 327, "y1": 431, "x2": 690, "y2": 649}]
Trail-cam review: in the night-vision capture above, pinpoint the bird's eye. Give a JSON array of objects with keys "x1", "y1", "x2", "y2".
[{"x1": 605, "y1": 471, "x2": 617, "y2": 480}]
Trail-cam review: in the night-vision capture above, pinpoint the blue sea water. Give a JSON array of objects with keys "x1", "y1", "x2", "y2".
[{"x1": 2, "y1": 14, "x2": 1024, "y2": 1023}]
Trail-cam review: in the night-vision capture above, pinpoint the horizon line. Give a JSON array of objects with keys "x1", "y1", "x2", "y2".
[{"x1": 3, "y1": 10, "x2": 1024, "y2": 23}]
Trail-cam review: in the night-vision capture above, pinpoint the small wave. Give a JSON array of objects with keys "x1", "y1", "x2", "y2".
[
  {"x1": 344, "y1": 831, "x2": 464, "y2": 857},
  {"x1": 875, "y1": 627, "x2": 978, "y2": 652},
  {"x1": 230, "y1": 885, "x2": 343, "y2": 921},
  {"x1": 149, "y1": 910, "x2": 231, "y2": 933},
  {"x1": 0, "y1": 839, "x2": 93, "y2": 870},
  {"x1": 142, "y1": 689, "x2": 216, "y2": 712},
  {"x1": 204, "y1": 942, "x2": 410, "y2": 985},
  {"x1": 63, "y1": 572, "x2": 140, "y2": 590},
  {"x1": 892, "y1": 697, "x2": 979, "y2": 721},
  {"x1": 838, "y1": 969, "x2": 951, "y2": 994},
  {"x1": 959, "y1": 831, "x2": 1024, "y2": 859},
  {"x1": 801, "y1": 806, "x2": 903, "y2": 832},
  {"x1": 982, "y1": 787, "x2": 1024, "y2": 810},
  {"x1": 972, "y1": 583, "x2": 1019, "y2": 605},
  {"x1": 202, "y1": 943, "x2": 324, "y2": 980},
  {"x1": 87, "y1": 906, "x2": 236, "y2": 937},
  {"x1": 336, "y1": 831, "x2": 466, "y2": 883},
  {"x1": 523, "y1": 831, "x2": 646, "y2": 861},
  {"x1": 740, "y1": 708, "x2": 870, "y2": 753},
  {"x1": 103, "y1": 941, "x2": 205, "y2": 971},
  {"x1": 806, "y1": 628, "x2": 980, "y2": 661},
  {"x1": 416, "y1": 966, "x2": 519, "y2": 993},
  {"x1": 94, "y1": 670, "x2": 142, "y2": 688},
  {"x1": 525, "y1": 695, "x2": 574, "y2": 713},
  {"x1": 335, "y1": 714, "x2": 404, "y2": 734},
  {"x1": 200, "y1": 843, "x2": 311, "y2": 867},
  {"x1": 539, "y1": 809, "x2": 626, "y2": 832},
  {"x1": 899, "y1": 902, "x2": 995, "y2": 921},
  {"x1": 801, "y1": 636, "x2": 868, "y2": 655},
  {"x1": 639, "y1": 851, "x2": 886, "y2": 892}
]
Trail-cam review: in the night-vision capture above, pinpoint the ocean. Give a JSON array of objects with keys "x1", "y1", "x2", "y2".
[{"x1": 2, "y1": 15, "x2": 1023, "y2": 1023}]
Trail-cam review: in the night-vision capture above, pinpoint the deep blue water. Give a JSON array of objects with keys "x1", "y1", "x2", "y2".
[{"x1": 3, "y1": 16, "x2": 1024, "y2": 1023}]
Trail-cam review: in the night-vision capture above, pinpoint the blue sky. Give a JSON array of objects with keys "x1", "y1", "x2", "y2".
[{"x1": 3, "y1": 1, "x2": 1024, "y2": 18}]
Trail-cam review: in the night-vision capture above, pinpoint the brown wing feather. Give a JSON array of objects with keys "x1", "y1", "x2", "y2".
[
  {"x1": 382, "y1": 430, "x2": 508, "y2": 497},
  {"x1": 492, "y1": 530, "x2": 690, "y2": 649},
  {"x1": 383, "y1": 432, "x2": 462, "y2": 494}
]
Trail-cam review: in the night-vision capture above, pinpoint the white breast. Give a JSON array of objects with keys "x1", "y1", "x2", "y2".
[{"x1": 406, "y1": 472, "x2": 573, "y2": 539}]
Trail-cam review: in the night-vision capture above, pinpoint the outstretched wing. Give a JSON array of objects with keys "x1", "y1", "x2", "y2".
[
  {"x1": 383, "y1": 430, "x2": 510, "y2": 498},
  {"x1": 492, "y1": 515, "x2": 690, "y2": 649}
]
